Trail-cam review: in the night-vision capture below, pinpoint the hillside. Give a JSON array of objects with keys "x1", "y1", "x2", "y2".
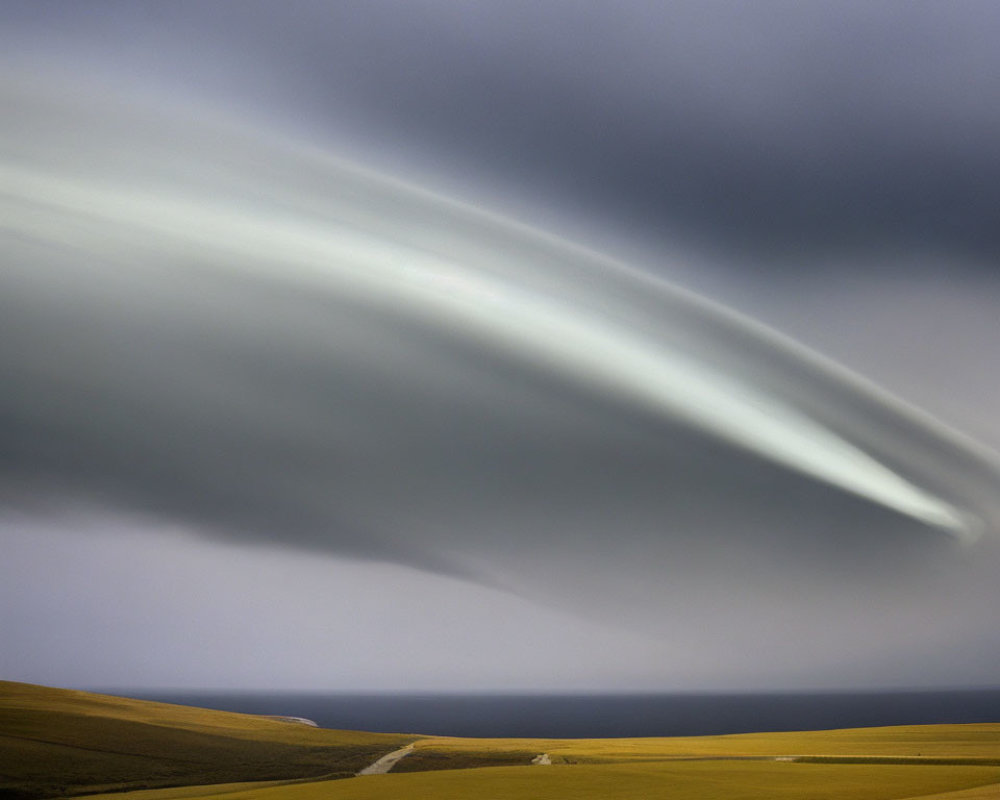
[{"x1": 0, "y1": 682, "x2": 413, "y2": 800}]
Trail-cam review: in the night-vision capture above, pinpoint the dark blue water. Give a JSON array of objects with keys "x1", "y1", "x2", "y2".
[{"x1": 118, "y1": 690, "x2": 1000, "y2": 738}]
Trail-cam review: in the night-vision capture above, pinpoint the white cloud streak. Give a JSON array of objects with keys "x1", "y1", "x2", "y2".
[{"x1": 1, "y1": 160, "x2": 978, "y2": 537}]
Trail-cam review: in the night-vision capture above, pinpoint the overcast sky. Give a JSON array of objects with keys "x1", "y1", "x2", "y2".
[{"x1": 2, "y1": 0, "x2": 1000, "y2": 692}]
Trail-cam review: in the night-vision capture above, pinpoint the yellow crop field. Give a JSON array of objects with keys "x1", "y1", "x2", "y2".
[
  {"x1": 410, "y1": 722, "x2": 1000, "y2": 764},
  {"x1": 81, "y1": 761, "x2": 1000, "y2": 800}
]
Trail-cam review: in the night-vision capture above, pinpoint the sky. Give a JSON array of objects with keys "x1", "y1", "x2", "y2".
[{"x1": 2, "y1": 0, "x2": 1000, "y2": 692}]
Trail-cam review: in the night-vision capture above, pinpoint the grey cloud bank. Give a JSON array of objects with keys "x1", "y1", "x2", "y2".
[
  {"x1": 2, "y1": 1, "x2": 1000, "y2": 691},
  {"x1": 6, "y1": 1, "x2": 1000, "y2": 266}
]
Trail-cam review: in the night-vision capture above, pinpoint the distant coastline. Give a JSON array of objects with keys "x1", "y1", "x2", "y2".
[
  {"x1": 117, "y1": 688, "x2": 1000, "y2": 738},
  {"x1": 262, "y1": 715, "x2": 319, "y2": 727}
]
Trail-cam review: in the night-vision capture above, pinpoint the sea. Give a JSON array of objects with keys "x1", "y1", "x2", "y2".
[{"x1": 118, "y1": 689, "x2": 1000, "y2": 738}]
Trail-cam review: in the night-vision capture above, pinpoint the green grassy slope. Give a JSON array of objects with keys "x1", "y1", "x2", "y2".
[{"x1": 0, "y1": 682, "x2": 414, "y2": 800}]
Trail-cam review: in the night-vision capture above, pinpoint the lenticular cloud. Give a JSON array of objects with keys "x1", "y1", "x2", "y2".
[{"x1": 2, "y1": 74, "x2": 999, "y2": 609}]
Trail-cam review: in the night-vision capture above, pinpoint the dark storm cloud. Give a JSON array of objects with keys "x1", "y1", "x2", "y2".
[
  {"x1": 3, "y1": 74, "x2": 998, "y2": 634},
  {"x1": 4, "y1": 1, "x2": 999, "y2": 271},
  {"x1": 303, "y1": 0, "x2": 1000, "y2": 267}
]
